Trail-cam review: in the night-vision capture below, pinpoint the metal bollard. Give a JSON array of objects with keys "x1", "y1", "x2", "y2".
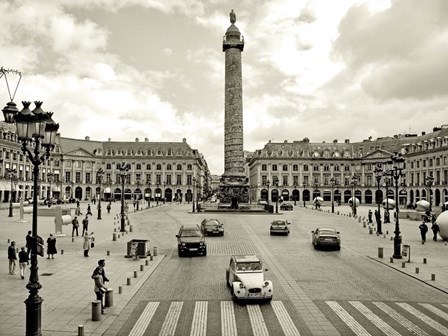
[
  {"x1": 390, "y1": 257, "x2": 393, "y2": 263},
  {"x1": 402, "y1": 262, "x2": 406, "y2": 268},
  {"x1": 113, "y1": 233, "x2": 117, "y2": 241},
  {"x1": 363, "y1": 222, "x2": 366, "y2": 228},
  {"x1": 415, "y1": 267, "x2": 419, "y2": 274},
  {"x1": 386, "y1": 231, "x2": 389, "y2": 235},
  {"x1": 61, "y1": 249, "x2": 64, "y2": 255},
  {"x1": 7, "y1": 239, "x2": 10, "y2": 243},
  {"x1": 140, "y1": 265, "x2": 144, "y2": 271},
  {"x1": 145, "y1": 260, "x2": 149, "y2": 266},
  {"x1": 134, "y1": 270, "x2": 138, "y2": 278},
  {"x1": 92, "y1": 301, "x2": 101, "y2": 321},
  {"x1": 105, "y1": 289, "x2": 113, "y2": 307},
  {"x1": 78, "y1": 325, "x2": 84, "y2": 336},
  {"x1": 127, "y1": 278, "x2": 131, "y2": 285},
  {"x1": 107, "y1": 251, "x2": 110, "y2": 256},
  {"x1": 114, "y1": 228, "x2": 117, "y2": 232},
  {"x1": 378, "y1": 247, "x2": 383, "y2": 258},
  {"x1": 153, "y1": 246, "x2": 158, "y2": 256},
  {"x1": 119, "y1": 286, "x2": 123, "y2": 294},
  {"x1": 150, "y1": 255, "x2": 153, "y2": 261},
  {"x1": 431, "y1": 274, "x2": 435, "y2": 281},
  {"x1": 369, "y1": 227, "x2": 373, "y2": 234},
  {"x1": 423, "y1": 258, "x2": 427, "y2": 264},
  {"x1": 130, "y1": 225, "x2": 133, "y2": 232},
  {"x1": 72, "y1": 237, "x2": 75, "y2": 243},
  {"x1": 118, "y1": 234, "x2": 120, "y2": 238}
]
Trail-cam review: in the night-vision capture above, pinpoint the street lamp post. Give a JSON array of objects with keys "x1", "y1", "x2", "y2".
[
  {"x1": 147, "y1": 179, "x2": 151, "y2": 208},
  {"x1": 136, "y1": 177, "x2": 141, "y2": 211},
  {"x1": 274, "y1": 180, "x2": 279, "y2": 213},
  {"x1": 70, "y1": 181, "x2": 74, "y2": 200},
  {"x1": 330, "y1": 177, "x2": 336, "y2": 214},
  {"x1": 46, "y1": 172, "x2": 54, "y2": 207},
  {"x1": 351, "y1": 174, "x2": 358, "y2": 216},
  {"x1": 293, "y1": 182, "x2": 297, "y2": 206},
  {"x1": 314, "y1": 178, "x2": 319, "y2": 209},
  {"x1": 6, "y1": 168, "x2": 17, "y2": 217},
  {"x1": 96, "y1": 168, "x2": 104, "y2": 220},
  {"x1": 374, "y1": 164, "x2": 383, "y2": 235},
  {"x1": 425, "y1": 175, "x2": 434, "y2": 212},
  {"x1": 384, "y1": 176, "x2": 391, "y2": 223},
  {"x1": 3, "y1": 99, "x2": 59, "y2": 336},
  {"x1": 303, "y1": 182, "x2": 307, "y2": 207},
  {"x1": 266, "y1": 180, "x2": 271, "y2": 205},
  {"x1": 196, "y1": 180, "x2": 200, "y2": 211},
  {"x1": 192, "y1": 177, "x2": 196, "y2": 212},
  {"x1": 390, "y1": 152, "x2": 405, "y2": 259},
  {"x1": 118, "y1": 163, "x2": 130, "y2": 232}
]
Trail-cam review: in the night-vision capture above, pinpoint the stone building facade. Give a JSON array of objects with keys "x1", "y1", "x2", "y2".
[
  {"x1": 248, "y1": 125, "x2": 448, "y2": 209},
  {"x1": 0, "y1": 122, "x2": 211, "y2": 205}
]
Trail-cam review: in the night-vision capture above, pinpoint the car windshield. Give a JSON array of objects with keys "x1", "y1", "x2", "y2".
[
  {"x1": 181, "y1": 230, "x2": 202, "y2": 237},
  {"x1": 204, "y1": 221, "x2": 220, "y2": 227},
  {"x1": 236, "y1": 262, "x2": 262, "y2": 271},
  {"x1": 272, "y1": 221, "x2": 286, "y2": 226}
]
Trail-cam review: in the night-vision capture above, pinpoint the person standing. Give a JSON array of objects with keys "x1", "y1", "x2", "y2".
[
  {"x1": 72, "y1": 216, "x2": 79, "y2": 237},
  {"x1": 368, "y1": 210, "x2": 373, "y2": 224},
  {"x1": 8, "y1": 241, "x2": 17, "y2": 275},
  {"x1": 82, "y1": 215, "x2": 89, "y2": 236},
  {"x1": 83, "y1": 233, "x2": 91, "y2": 257},
  {"x1": 25, "y1": 230, "x2": 33, "y2": 256},
  {"x1": 432, "y1": 222, "x2": 440, "y2": 241},
  {"x1": 419, "y1": 222, "x2": 428, "y2": 244},
  {"x1": 91, "y1": 259, "x2": 109, "y2": 315},
  {"x1": 46, "y1": 234, "x2": 57, "y2": 259},
  {"x1": 87, "y1": 204, "x2": 92, "y2": 216},
  {"x1": 107, "y1": 202, "x2": 111, "y2": 214},
  {"x1": 18, "y1": 246, "x2": 29, "y2": 279}
]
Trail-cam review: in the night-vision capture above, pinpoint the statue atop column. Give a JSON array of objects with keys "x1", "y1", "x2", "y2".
[{"x1": 230, "y1": 9, "x2": 236, "y2": 24}]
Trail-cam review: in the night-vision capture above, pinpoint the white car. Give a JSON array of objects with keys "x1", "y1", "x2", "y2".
[{"x1": 225, "y1": 255, "x2": 273, "y2": 301}]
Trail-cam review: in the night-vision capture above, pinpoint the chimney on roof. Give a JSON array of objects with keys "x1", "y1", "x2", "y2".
[
  {"x1": 135, "y1": 138, "x2": 139, "y2": 142},
  {"x1": 145, "y1": 137, "x2": 149, "y2": 142},
  {"x1": 333, "y1": 139, "x2": 338, "y2": 143},
  {"x1": 344, "y1": 139, "x2": 350, "y2": 143},
  {"x1": 85, "y1": 136, "x2": 90, "y2": 141},
  {"x1": 108, "y1": 138, "x2": 111, "y2": 141},
  {"x1": 422, "y1": 131, "x2": 426, "y2": 136},
  {"x1": 182, "y1": 138, "x2": 186, "y2": 143}
]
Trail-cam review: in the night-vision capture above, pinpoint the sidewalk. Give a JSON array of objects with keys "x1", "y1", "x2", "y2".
[
  {"x1": 312, "y1": 204, "x2": 448, "y2": 295},
  {"x1": 0, "y1": 201, "x2": 165, "y2": 336}
]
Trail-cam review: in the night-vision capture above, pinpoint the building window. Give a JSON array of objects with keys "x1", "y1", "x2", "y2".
[
  {"x1": 167, "y1": 164, "x2": 172, "y2": 170},
  {"x1": 156, "y1": 164, "x2": 162, "y2": 170},
  {"x1": 436, "y1": 158, "x2": 440, "y2": 166},
  {"x1": 429, "y1": 159, "x2": 433, "y2": 167},
  {"x1": 65, "y1": 172, "x2": 71, "y2": 183},
  {"x1": 156, "y1": 174, "x2": 161, "y2": 184},
  {"x1": 75, "y1": 172, "x2": 81, "y2": 183},
  {"x1": 344, "y1": 165, "x2": 351, "y2": 172},
  {"x1": 167, "y1": 149, "x2": 172, "y2": 156},
  {"x1": 334, "y1": 165, "x2": 340, "y2": 172},
  {"x1": 282, "y1": 164, "x2": 288, "y2": 171},
  {"x1": 262, "y1": 164, "x2": 267, "y2": 171},
  {"x1": 187, "y1": 175, "x2": 192, "y2": 185},
  {"x1": 262, "y1": 175, "x2": 267, "y2": 185},
  {"x1": 146, "y1": 163, "x2": 151, "y2": 170},
  {"x1": 313, "y1": 165, "x2": 319, "y2": 171},
  {"x1": 106, "y1": 163, "x2": 112, "y2": 170},
  {"x1": 303, "y1": 165, "x2": 309, "y2": 172},
  {"x1": 136, "y1": 163, "x2": 142, "y2": 170},
  {"x1": 416, "y1": 161, "x2": 420, "y2": 168},
  {"x1": 166, "y1": 175, "x2": 172, "y2": 185},
  {"x1": 86, "y1": 172, "x2": 91, "y2": 184},
  {"x1": 282, "y1": 176, "x2": 288, "y2": 185},
  {"x1": 177, "y1": 175, "x2": 182, "y2": 185},
  {"x1": 273, "y1": 176, "x2": 279, "y2": 185},
  {"x1": 366, "y1": 164, "x2": 372, "y2": 171},
  {"x1": 293, "y1": 176, "x2": 298, "y2": 185},
  {"x1": 146, "y1": 174, "x2": 151, "y2": 184},
  {"x1": 423, "y1": 160, "x2": 426, "y2": 168},
  {"x1": 187, "y1": 164, "x2": 192, "y2": 170},
  {"x1": 272, "y1": 164, "x2": 278, "y2": 171},
  {"x1": 293, "y1": 164, "x2": 298, "y2": 171},
  {"x1": 323, "y1": 165, "x2": 329, "y2": 172},
  {"x1": 177, "y1": 164, "x2": 182, "y2": 170}
]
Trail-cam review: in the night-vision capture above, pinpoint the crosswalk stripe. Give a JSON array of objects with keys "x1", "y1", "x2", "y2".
[
  {"x1": 397, "y1": 303, "x2": 448, "y2": 335},
  {"x1": 373, "y1": 302, "x2": 429, "y2": 336},
  {"x1": 419, "y1": 303, "x2": 448, "y2": 322},
  {"x1": 159, "y1": 301, "x2": 183, "y2": 336},
  {"x1": 221, "y1": 301, "x2": 238, "y2": 336},
  {"x1": 443, "y1": 304, "x2": 448, "y2": 309},
  {"x1": 128, "y1": 302, "x2": 159, "y2": 336},
  {"x1": 271, "y1": 301, "x2": 301, "y2": 336},
  {"x1": 350, "y1": 301, "x2": 400, "y2": 336},
  {"x1": 327, "y1": 301, "x2": 371, "y2": 336},
  {"x1": 247, "y1": 304, "x2": 269, "y2": 336},
  {"x1": 190, "y1": 301, "x2": 208, "y2": 336}
]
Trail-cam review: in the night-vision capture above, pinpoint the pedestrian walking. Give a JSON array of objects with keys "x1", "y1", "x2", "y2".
[
  {"x1": 107, "y1": 202, "x2": 111, "y2": 214},
  {"x1": 431, "y1": 222, "x2": 440, "y2": 241},
  {"x1": 419, "y1": 222, "x2": 428, "y2": 244},
  {"x1": 368, "y1": 210, "x2": 373, "y2": 224},
  {"x1": 87, "y1": 204, "x2": 92, "y2": 216},
  {"x1": 18, "y1": 246, "x2": 29, "y2": 279},
  {"x1": 83, "y1": 234, "x2": 91, "y2": 257},
  {"x1": 26, "y1": 230, "x2": 33, "y2": 256},
  {"x1": 46, "y1": 233, "x2": 57, "y2": 259},
  {"x1": 91, "y1": 259, "x2": 109, "y2": 315},
  {"x1": 8, "y1": 241, "x2": 17, "y2": 275},
  {"x1": 375, "y1": 210, "x2": 381, "y2": 226},
  {"x1": 92, "y1": 198, "x2": 96, "y2": 205},
  {"x1": 82, "y1": 215, "x2": 89, "y2": 236},
  {"x1": 72, "y1": 216, "x2": 79, "y2": 237}
]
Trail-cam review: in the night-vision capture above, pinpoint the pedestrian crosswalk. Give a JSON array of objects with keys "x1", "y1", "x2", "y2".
[{"x1": 125, "y1": 300, "x2": 448, "y2": 336}]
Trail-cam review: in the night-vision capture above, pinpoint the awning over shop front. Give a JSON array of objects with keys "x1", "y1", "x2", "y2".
[{"x1": 104, "y1": 187, "x2": 111, "y2": 193}]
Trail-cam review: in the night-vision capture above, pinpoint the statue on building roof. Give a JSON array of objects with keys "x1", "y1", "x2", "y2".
[{"x1": 230, "y1": 9, "x2": 236, "y2": 24}]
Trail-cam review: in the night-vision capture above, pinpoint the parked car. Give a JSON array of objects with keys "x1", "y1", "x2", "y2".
[
  {"x1": 176, "y1": 225, "x2": 207, "y2": 257},
  {"x1": 311, "y1": 228, "x2": 341, "y2": 250},
  {"x1": 280, "y1": 203, "x2": 293, "y2": 211},
  {"x1": 270, "y1": 220, "x2": 290, "y2": 235},
  {"x1": 225, "y1": 255, "x2": 273, "y2": 301},
  {"x1": 200, "y1": 218, "x2": 224, "y2": 236}
]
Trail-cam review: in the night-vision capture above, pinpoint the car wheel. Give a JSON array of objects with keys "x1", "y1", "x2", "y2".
[
  {"x1": 231, "y1": 286, "x2": 237, "y2": 301},
  {"x1": 226, "y1": 269, "x2": 230, "y2": 287},
  {"x1": 313, "y1": 243, "x2": 318, "y2": 250},
  {"x1": 336, "y1": 246, "x2": 341, "y2": 251},
  {"x1": 203, "y1": 249, "x2": 207, "y2": 256},
  {"x1": 221, "y1": 232, "x2": 224, "y2": 236}
]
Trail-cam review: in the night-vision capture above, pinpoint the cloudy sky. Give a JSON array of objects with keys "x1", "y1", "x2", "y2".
[{"x1": 1, "y1": 0, "x2": 447, "y2": 175}]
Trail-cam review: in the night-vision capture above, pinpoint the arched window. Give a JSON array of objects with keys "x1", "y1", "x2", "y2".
[
  {"x1": 167, "y1": 164, "x2": 172, "y2": 170},
  {"x1": 177, "y1": 164, "x2": 182, "y2": 170},
  {"x1": 136, "y1": 163, "x2": 142, "y2": 170},
  {"x1": 156, "y1": 164, "x2": 162, "y2": 170},
  {"x1": 187, "y1": 164, "x2": 192, "y2": 170}
]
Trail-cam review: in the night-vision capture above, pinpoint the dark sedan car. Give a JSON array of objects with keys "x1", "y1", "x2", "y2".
[
  {"x1": 280, "y1": 203, "x2": 293, "y2": 211},
  {"x1": 200, "y1": 219, "x2": 224, "y2": 236},
  {"x1": 311, "y1": 228, "x2": 341, "y2": 250}
]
